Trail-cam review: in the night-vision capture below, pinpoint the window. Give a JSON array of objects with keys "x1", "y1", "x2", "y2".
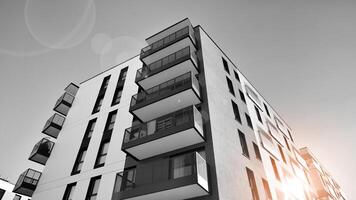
[
  {"x1": 226, "y1": 77, "x2": 235, "y2": 96},
  {"x1": 255, "y1": 106, "x2": 263, "y2": 123},
  {"x1": 246, "y1": 167, "x2": 260, "y2": 200},
  {"x1": 263, "y1": 103, "x2": 270, "y2": 117},
  {"x1": 62, "y1": 182, "x2": 76, "y2": 200},
  {"x1": 13, "y1": 195, "x2": 21, "y2": 200},
  {"x1": 121, "y1": 168, "x2": 136, "y2": 191},
  {"x1": 95, "y1": 141, "x2": 110, "y2": 168},
  {"x1": 222, "y1": 57, "x2": 230, "y2": 74},
  {"x1": 170, "y1": 153, "x2": 194, "y2": 179},
  {"x1": 239, "y1": 90, "x2": 246, "y2": 103},
  {"x1": 284, "y1": 136, "x2": 291, "y2": 151},
  {"x1": 234, "y1": 71, "x2": 240, "y2": 82},
  {"x1": 0, "y1": 189, "x2": 5, "y2": 199},
  {"x1": 231, "y1": 100, "x2": 241, "y2": 123},
  {"x1": 92, "y1": 75, "x2": 111, "y2": 114},
  {"x1": 253, "y1": 142, "x2": 262, "y2": 161},
  {"x1": 288, "y1": 129, "x2": 294, "y2": 142},
  {"x1": 85, "y1": 176, "x2": 101, "y2": 200},
  {"x1": 104, "y1": 110, "x2": 117, "y2": 134},
  {"x1": 270, "y1": 157, "x2": 281, "y2": 181},
  {"x1": 72, "y1": 148, "x2": 87, "y2": 174},
  {"x1": 238, "y1": 130, "x2": 249, "y2": 158},
  {"x1": 84, "y1": 119, "x2": 97, "y2": 139},
  {"x1": 278, "y1": 145, "x2": 286, "y2": 163},
  {"x1": 262, "y1": 178, "x2": 272, "y2": 200},
  {"x1": 112, "y1": 67, "x2": 128, "y2": 106},
  {"x1": 245, "y1": 113, "x2": 253, "y2": 129}
]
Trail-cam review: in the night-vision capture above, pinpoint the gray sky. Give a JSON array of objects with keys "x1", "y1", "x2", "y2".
[{"x1": 0, "y1": 0, "x2": 355, "y2": 198}]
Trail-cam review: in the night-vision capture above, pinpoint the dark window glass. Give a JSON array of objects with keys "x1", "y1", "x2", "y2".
[
  {"x1": 170, "y1": 153, "x2": 194, "y2": 179},
  {"x1": 104, "y1": 110, "x2": 117, "y2": 134},
  {"x1": 85, "y1": 119, "x2": 97, "y2": 139},
  {"x1": 72, "y1": 149, "x2": 87, "y2": 174},
  {"x1": 278, "y1": 145, "x2": 286, "y2": 163},
  {"x1": 263, "y1": 103, "x2": 270, "y2": 117},
  {"x1": 284, "y1": 136, "x2": 291, "y2": 151},
  {"x1": 255, "y1": 106, "x2": 263, "y2": 123},
  {"x1": 238, "y1": 130, "x2": 249, "y2": 158},
  {"x1": 239, "y1": 90, "x2": 246, "y2": 103},
  {"x1": 246, "y1": 167, "x2": 260, "y2": 200},
  {"x1": 262, "y1": 178, "x2": 272, "y2": 200},
  {"x1": 245, "y1": 113, "x2": 253, "y2": 129},
  {"x1": 270, "y1": 157, "x2": 281, "y2": 181},
  {"x1": 121, "y1": 168, "x2": 136, "y2": 191},
  {"x1": 253, "y1": 142, "x2": 262, "y2": 161},
  {"x1": 95, "y1": 141, "x2": 110, "y2": 167},
  {"x1": 0, "y1": 189, "x2": 5, "y2": 199},
  {"x1": 92, "y1": 75, "x2": 111, "y2": 114},
  {"x1": 234, "y1": 71, "x2": 240, "y2": 82},
  {"x1": 112, "y1": 67, "x2": 128, "y2": 106},
  {"x1": 62, "y1": 182, "x2": 76, "y2": 200},
  {"x1": 231, "y1": 100, "x2": 241, "y2": 123},
  {"x1": 226, "y1": 77, "x2": 235, "y2": 96},
  {"x1": 222, "y1": 57, "x2": 230, "y2": 74},
  {"x1": 85, "y1": 176, "x2": 101, "y2": 200},
  {"x1": 13, "y1": 195, "x2": 21, "y2": 200}
]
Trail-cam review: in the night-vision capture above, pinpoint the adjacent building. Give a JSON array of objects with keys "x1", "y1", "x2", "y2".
[{"x1": 13, "y1": 18, "x2": 345, "y2": 200}]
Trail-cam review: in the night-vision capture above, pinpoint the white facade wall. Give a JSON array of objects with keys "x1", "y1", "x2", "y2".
[
  {"x1": 0, "y1": 179, "x2": 30, "y2": 200},
  {"x1": 32, "y1": 57, "x2": 142, "y2": 200}
]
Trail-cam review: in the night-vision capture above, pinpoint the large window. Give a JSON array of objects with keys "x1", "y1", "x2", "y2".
[
  {"x1": 92, "y1": 75, "x2": 111, "y2": 114},
  {"x1": 253, "y1": 142, "x2": 262, "y2": 161},
  {"x1": 255, "y1": 106, "x2": 263, "y2": 123},
  {"x1": 121, "y1": 168, "x2": 136, "y2": 191},
  {"x1": 246, "y1": 167, "x2": 260, "y2": 200},
  {"x1": 222, "y1": 57, "x2": 230, "y2": 74},
  {"x1": 72, "y1": 148, "x2": 87, "y2": 174},
  {"x1": 238, "y1": 130, "x2": 249, "y2": 158},
  {"x1": 95, "y1": 141, "x2": 110, "y2": 168},
  {"x1": 226, "y1": 77, "x2": 235, "y2": 96},
  {"x1": 231, "y1": 100, "x2": 241, "y2": 123},
  {"x1": 262, "y1": 178, "x2": 272, "y2": 200},
  {"x1": 270, "y1": 157, "x2": 281, "y2": 181},
  {"x1": 62, "y1": 182, "x2": 76, "y2": 200},
  {"x1": 84, "y1": 119, "x2": 97, "y2": 139},
  {"x1": 85, "y1": 176, "x2": 101, "y2": 200},
  {"x1": 104, "y1": 110, "x2": 117, "y2": 134},
  {"x1": 112, "y1": 67, "x2": 128, "y2": 106},
  {"x1": 13, "y1": 195, "x2": 21, "y2": 200},
  {"x1": 0, "y1": 189, "x2": 5, "y2": 199},
  {"x1": 170, "y1": 153, "x2": 194, "y2": 179},
  {"x1": 234, "y1": 70, "x2": 240, "y2": 82},
  {"x1": 245, "y1": 113, "x2": 253, "y2": 129},
  {"x1": 239, "y1": 89, "x2": 246, "y2": 103}
]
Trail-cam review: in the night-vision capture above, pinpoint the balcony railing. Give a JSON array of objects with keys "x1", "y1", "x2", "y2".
[
  {"x1": 53, "y1": 92, "x2": 74, "y2": 116},
  {"x1": 136, "y1": 46, "x2": 197, "y2": 83},
  {"x1": 42, "y1": 113, "x2": 65, "y2": 138},
  {"x1": 13, "y1": 169, "x2": 42, "y2": 197},
  {"x1": 140, "y1": 26, "x2": 195, "y2": 60},
  {"x1": 130, "y1": 72, "x2": 198, "y2": 109},
  {"x1": 114, "y1": 152, "x2": 209, "y2": 200},
  {"x1": 64, "y1": 82, "x2": 79, "y2": 96},
  {"x1": 29, "y1": 138, "x2": 55, "y2": 165}
]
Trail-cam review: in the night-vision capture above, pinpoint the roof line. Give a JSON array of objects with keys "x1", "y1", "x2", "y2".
[
  {"x1": 145, "y1": 18, "x2": 189, "y2": 41},
  {"x1": 80, "y1": 54, "x2": 140, "y2": 84},
  {"x1": 197, "y1": 25, "x2": 292, "y2": 130}
]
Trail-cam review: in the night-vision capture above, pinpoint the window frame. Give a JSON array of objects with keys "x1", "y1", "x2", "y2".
[
  {"x1": 231, "y1": 100, "x2": 242, "y2": 123},
  {"x1": 62, "y1": 182, "x2": 77, "y2": 200},
  {"x1": 246, "y1": 167, "x2": 260, "y2": 200},
  {"x1": 226, "y1": 77, "x2": 235, "y2": 96},
  {"x1": 238, "y1": 130, "x2": 250, "y2": 158},
  {"x1": 222, "y1": 57, "x2": 230, "y2": 74},
  {"x1": 85, "y1": 176, "x2": 101, "y2": 200},
  {"x1": 253, "y1": 142, "x2": 262, "y2": 161}
]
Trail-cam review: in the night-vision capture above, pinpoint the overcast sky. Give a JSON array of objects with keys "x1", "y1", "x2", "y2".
[{"x1": 0, "y1": 0, "x2": 355, "y2": 198}]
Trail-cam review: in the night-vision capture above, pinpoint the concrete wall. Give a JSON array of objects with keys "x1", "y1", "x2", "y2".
[{"x1": 0, "y1": 179, "x2": 30, "y2": 200}]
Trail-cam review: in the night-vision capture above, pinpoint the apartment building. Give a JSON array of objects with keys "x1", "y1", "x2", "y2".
[
  {"x1": 13, "y1": 18, "x2": 345, "y2": 200},
  {"x1": 300, "y1": 147, "x2": 346, "y2": 200},
  {"x1": 1, "y1": 177, "x2": 30, "y2": 200}
]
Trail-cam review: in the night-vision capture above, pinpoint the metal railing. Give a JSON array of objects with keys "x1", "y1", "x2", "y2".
[{"x1": 54, "y1": 92, "x2": 74, "y2": 108}]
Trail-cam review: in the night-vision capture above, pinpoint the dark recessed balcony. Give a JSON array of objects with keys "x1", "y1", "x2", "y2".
[
  {"x1": 122, "y1": 106, "x2": 204, "y2": 160},
  {"x1": 28, "y1": 138, "x2": 55, "y2": 165},
  {"x1": 115, "y1": 152, "x2": 209, "y2": 200},
  {"x1": 140, "y1": 25, "x2": 196, "y2": 65},
  {"x1": 13, "y1": 169, "x2": 41, "y2": 197},
  {"x1": 64, "y1": 82, "x2": 79, "y2": 96},
  {"x1": 42, "y1": 113, "x2": 65, "y2": 139},
  {"x1": 53, "y1": 92, "x2": 74, "y2": 116},
  {"x1": 130, "y1": 72, "x2": 201, "y2": 122},
  {"x1": 136, "y1": 46, "x2": 199, "y2": 90}
]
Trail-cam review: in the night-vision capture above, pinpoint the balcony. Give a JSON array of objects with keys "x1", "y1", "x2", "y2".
[
  {"x1": 136, "y1": 46, "x2": 199, "y2": 90},
  {"x1": 28, "y1": 138, "x2": 55, "y2": 165},
  {"x1": 64, "y1": 82, "x2": 79, "y2": 96},
  {"x1": 42, "y1": 113, "x2": 65, "y2": 138},
  {"x1": 122, "y1": 106, "x2": 204, "y2": 160},
  {"x1": 114, "y1": 152, "x2": 209, "y2": 200},
  {"x1": 130, "y1": 72, "x2": 201, "y2": 122},
  {"x1": 53, "y1": 92, "x2": 74, "y2": 116},
  {"x1": 140, "y1": 25, "x2": 196, "y2": 65},
  {"x1": 13, "y1": 169, "x2": 41, "y2": 197}
]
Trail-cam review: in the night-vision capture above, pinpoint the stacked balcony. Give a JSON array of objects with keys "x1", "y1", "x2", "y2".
[
  {"x1": 123, "y1": 105, "x2": 204, "y2": 160},
  {"x1": 115, "y1": 152, "x2": 209, "y2": 200},
  {"x1": 28, "y1": 138, "x2": 55, "y2": 165},
  {"x1": 42, "y1": 113, "x2": 65, "y2": 138},
  {"x1": 64, "y1": 82, "x2": 79, "y2": 96},
  {"x1": 53, "y1": 92, "x2": 74, "y2": 116},
  {"x1": 13, "y1": 169, "x2": 42, "y2": 197},
  {"x1": 130, "y1": 72, "x2": 201, "y2": 122}
]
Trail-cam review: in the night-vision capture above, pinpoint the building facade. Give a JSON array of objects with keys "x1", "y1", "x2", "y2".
[
  {"x1": 13, "y1": 18, "x2": 345, "y2": 200},
  {"x1": 1, "y1": 178, "x2": 30, "y2": 200}
]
